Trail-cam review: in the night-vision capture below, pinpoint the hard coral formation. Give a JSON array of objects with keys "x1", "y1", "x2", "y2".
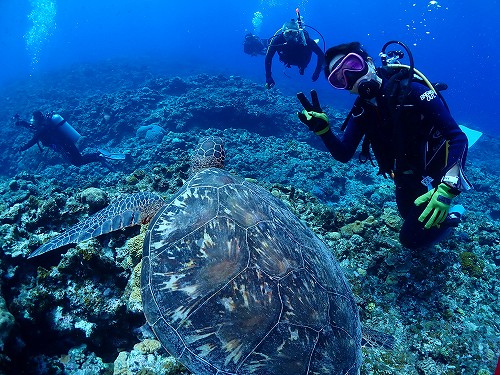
[
  {"x1": 125, "y1": 261, "x2": 143, "y2": 313},
  {"x1": 128, "y1": 233, "x2": 146, "y2": 264},
  {"x1": 113, "y1": 346, "x2": 187, "y2": 375},
  {"x1": 61, "y1": 345, "x2": 110, "y2": 374},
  {"x1": 459, "y1": 251, "x2": 485, "y2": 277},
  {"x1": 136, "y1": 125, "x2": 166, "y2": 144},
  {"x1": 80, "y1": 187, "x2": 109, "y2": 212},
  {"x1": 0, "y1": 294, "x2": 15, "y2": 351},
  {"x1": 133, "y1": 339, "x2": 161, "y2": 354},
  {"x1": 340, "y1": 216, "x2": 375, "y2": 237}
]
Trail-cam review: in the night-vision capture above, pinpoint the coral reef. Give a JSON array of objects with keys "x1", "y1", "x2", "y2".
[
  {"x1": 0, "y1": 63, "x2": 498, "y2": 374},
  {"x1": 79, "y1": 187, "x2": 109, "y2": 212},
  {"x1": 114, "y1": 343, "x2": 187, "y2": 375},
  {"x1": 136, "y1": 125, "x2": 166, "y2": 144},
  {"x1": 0, "y1": 293, "x2": 15, "y2": 351}
]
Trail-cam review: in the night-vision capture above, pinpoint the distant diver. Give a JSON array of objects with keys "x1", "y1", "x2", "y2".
[
  {"x1": 243, "y1": 33, "x2": 268, "y2": 56},
  {"x1": 265, "y1": 9, "x2": 325, "y2": 89},
  {"x1": 14, "y1": 111, "x2": 129, "y2": 168}
]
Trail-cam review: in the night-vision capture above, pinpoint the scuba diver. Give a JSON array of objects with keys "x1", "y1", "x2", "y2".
[
  {"x1": 243, "y1": 33, "x2": 267, "y2": 56},
  {"x1": 265, "y1": 11, "x2": 324, "y2": 89},
  {"x1": 296, "y1": 41, "x2": 472, "y2": 249},
  {"x1": 15, "y1": 111, "x2": 128, "y2": 168}
]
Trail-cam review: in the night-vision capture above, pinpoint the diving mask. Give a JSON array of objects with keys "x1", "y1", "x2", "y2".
[
  {"x1": 327, "y1": 53, "x2": 368, "y2": 90},
  {"x1": 283, "y1": 28, "x2": 300, "y2": 42}
]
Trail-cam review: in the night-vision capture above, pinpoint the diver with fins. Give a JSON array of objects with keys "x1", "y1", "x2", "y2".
[
  {"x1": 243, "y1": 9, "x2": 326, "y2": 89},
  {"x1": 14, "y1": 111, "x2": 129, "y2": 168},
  {"x1": 265, "y1": 9, "x2": 326, "y2": 89},
  {"x1": 243, "y1": 33, "x2": 268, "y2": 56}
]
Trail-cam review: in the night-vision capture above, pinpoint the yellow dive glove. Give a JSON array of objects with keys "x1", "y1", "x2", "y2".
[
  {"x1": 296, "y1": 90, "x2": 330, "y2": 135},
  {"x1": 298, "y1": 110, "x2": 330, "y2": 135},
  {"x1": 414, "y1": 183, "x2": 458, "y2": 229}
]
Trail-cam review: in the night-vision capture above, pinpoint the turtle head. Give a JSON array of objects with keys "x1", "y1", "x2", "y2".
[{"x1": 189, "y1": 136, "x2": 226, "y2": 176}]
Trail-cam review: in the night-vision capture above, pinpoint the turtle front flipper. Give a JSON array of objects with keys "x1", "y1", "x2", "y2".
[{"x1": 28, "y1": 192, "x2": 165, "y2": 258}]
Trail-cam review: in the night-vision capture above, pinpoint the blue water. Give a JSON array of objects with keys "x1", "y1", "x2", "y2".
[{"x1": 1, "y1": 0, "x2": 499, "y2": 136}]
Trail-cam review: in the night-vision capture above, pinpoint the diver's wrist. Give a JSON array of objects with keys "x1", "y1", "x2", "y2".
[{"x1": 441, "y1": 175, "x2": 458, "y2": 188}]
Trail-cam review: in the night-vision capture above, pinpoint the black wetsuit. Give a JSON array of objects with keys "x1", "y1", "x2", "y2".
[
  {"x1": 318, "y1": 80, "x2": 470, "y2": 249},
  {"x1": 244, "y1": 34, "x2": 267, "y2": 56},
  {"x1": 19, "y1": 116, "x2": 103, "y2": 167},
  {"x1": 265, "y1": 31, "x2": 324, "y2": 78}
]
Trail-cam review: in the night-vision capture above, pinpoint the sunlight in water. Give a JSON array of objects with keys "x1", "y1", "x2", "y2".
[
  {"x1": 406, "y1": 1, "x2": 448, "y2": 45},
  {"x1": 24, "y1": 0, "x2": 57, "y2": 69},
  {"x1": 252, "y1": 11, "x2": 263, "y2": 34}
]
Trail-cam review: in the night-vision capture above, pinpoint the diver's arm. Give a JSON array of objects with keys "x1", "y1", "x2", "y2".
[
  {"x1": 297, "y1": 91, "x2": 365, "y2": 162},
  {"x1": 440, "y1": 125, "x2": 470, "y2": 192},
  {"x1": 412, "y1": 83, "x2": 471, "y2": 191},
  {"x1": 320, "y1": 114, "x2": 365, "y2": 163},
  {"x1": 19, "y1": 135, "x2": 40, "y2": 152},
  {"x1": 309, "y1": 38, "x2": 325, "y2": 77},
  {"x1": 265, "y1": 38, "x2": 280, "y2": 80}
]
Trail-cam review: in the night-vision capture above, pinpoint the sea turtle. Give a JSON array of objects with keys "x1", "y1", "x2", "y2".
[{"x1": 29, "y1": 136, "x2": 370, "y2": 374}]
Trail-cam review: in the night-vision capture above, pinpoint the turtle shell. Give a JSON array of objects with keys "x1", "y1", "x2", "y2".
[{"x1": 141, "y1": 168, "x2": 362, "y2": 374}]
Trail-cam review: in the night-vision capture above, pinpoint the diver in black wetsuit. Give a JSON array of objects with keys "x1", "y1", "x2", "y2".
[
  {"x1": 16, "y1": 111, "x2": 123, "y2": 167},
  {"x1": 296, "y1": 42, "x2": 471, "y2": 249},
  {"x1": 243, "y1": 33, "x2": 267, "y2": 56},
  {"x1": 265, "y1": 19, "x2": 324, "y2": 89}
]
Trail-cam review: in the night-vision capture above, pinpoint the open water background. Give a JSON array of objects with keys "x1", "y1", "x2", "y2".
[{"x1": 1, "y1": 0, "x2": 499, "y2": 136}]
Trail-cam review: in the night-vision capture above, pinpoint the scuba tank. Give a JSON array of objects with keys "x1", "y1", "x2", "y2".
[{"x1": 48, "y1": 113, "x2": 81, "y2": 143}]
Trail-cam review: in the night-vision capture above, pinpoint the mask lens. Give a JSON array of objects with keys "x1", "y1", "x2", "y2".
[
  {"x1": 283, "y1": 29, "x2": 298, "y2": 40},
  {"x1": 328, "y1": 53, "x2": 367, "y2": 89}
]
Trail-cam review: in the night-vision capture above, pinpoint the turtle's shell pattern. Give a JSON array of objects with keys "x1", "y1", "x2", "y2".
[{"x1": 141, "y1": 168, "x2": 362, "y2": 374}]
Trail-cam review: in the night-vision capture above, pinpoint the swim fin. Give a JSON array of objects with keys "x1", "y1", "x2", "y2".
[
  {"x1": 98, "y1": 148, "x2": 129, "y2": 161},
  {"x1": 444, "y1": 204, "x2": 465, "y2": 227},
  {"x1": 459, "y1": 125, "x2": 482, "y2": 148}
]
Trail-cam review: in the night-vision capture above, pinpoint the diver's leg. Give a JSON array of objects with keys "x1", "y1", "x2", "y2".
[
  {"x1": 396, "y1": 177, "x2": 457, "y2": 249},
  {"x1": 80, "y1": 152, "x2": 105, "y2": 165},
  {"x1": 62, "y1": 143, "x2": 86, "y2": 166},
  {"x1": 399, "y1": 206, "x2": 454, "y2": 249}
]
